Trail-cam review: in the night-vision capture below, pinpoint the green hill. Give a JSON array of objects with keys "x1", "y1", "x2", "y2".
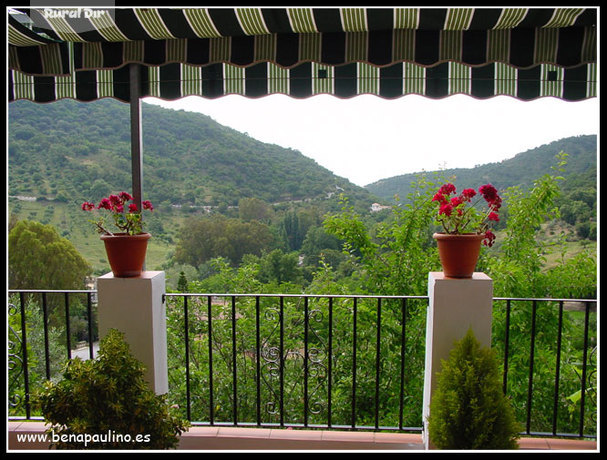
[
  {"x1": 365, "y1": 135, "x2": 597, "y2": 202},
  {"x1": 8, "y1": 100, "x2": 596, "y2": 275},
  {"x1": 8, "y1": 98, "x2": 372, "y2": 208},
  {"x1": 8, "y1": 98, "x2": 377, "y2": 274}
]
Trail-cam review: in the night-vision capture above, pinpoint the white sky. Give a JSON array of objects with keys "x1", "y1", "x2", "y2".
[{"x1": 144, "y1": 94, "x2": 599, "y2": 187}]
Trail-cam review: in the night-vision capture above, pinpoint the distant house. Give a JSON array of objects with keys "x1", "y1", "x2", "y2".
[
  {"x1": 9, "y1": 195, "x2": 37, "y2": 202},
  {"x1": 370, "y1": 203, "x2": 391, "y2": 213}
]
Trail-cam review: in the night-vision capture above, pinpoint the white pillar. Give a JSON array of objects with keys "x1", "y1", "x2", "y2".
[
  {"x1": 97, "y1": 271, "x2": 168, "y2": 395},
  {"x1": 422, "y1": 272, "x2": 493, "y2": 449}
]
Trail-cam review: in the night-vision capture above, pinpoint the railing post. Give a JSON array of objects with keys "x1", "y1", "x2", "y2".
[
  {"x1": 97, "y1": 271, "x2": 168, "y2": 394},
  {"x1": 422, "y1": 272, "x2": 493, "y2": 449}
]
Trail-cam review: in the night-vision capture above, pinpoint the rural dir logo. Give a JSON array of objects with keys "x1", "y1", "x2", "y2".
[
  {"x1": 43, "y1": 8, "x2": 108, "y2": 20},
  {"x1": 33, "y1": 6, "x2": 116, "y2": 33}
]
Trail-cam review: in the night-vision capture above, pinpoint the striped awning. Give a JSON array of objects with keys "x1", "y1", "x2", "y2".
[{"x1": 8, "y1": 7, "x2": 598, "y2": 103}]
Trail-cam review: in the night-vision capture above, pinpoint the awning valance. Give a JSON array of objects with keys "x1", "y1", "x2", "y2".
[{"x1": 8, "y1": 7, "x2": 597, "y2": 103}]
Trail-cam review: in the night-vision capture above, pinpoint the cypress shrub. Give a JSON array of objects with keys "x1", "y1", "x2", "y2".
[{"x1": 427, "y1": 329, "x2": 520, "y2": 449}]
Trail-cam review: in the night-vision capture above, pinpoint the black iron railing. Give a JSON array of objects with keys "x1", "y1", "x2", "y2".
[
  {"x1": 8, "y1": 290, "x2": 98, "y2": 419},
  {"x1": 162, "y1": 293, "x2": 429, "y2": 432},
  {"x1": 8, "y1": 290, "x2": 597, "y2": 439},
  {"x1": 492, "y1": 297, "x2": 597, "y2": 439}
]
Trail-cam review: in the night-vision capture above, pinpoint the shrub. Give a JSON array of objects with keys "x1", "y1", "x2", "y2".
[
  {"x1": 427, "y1": 329, "x2": 520, "y2": 450},
  {"x1": 35, "y1": 329, "x2": 189, "y2": 449}
]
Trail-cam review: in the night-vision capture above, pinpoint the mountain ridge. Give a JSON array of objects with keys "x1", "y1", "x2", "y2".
[
  {"x1": 364, "y1": 134, "x2": 596, "y2": 202},
  {"x1": 9, "y1": 99, "x2": 596, "y2": 210},
  {"x1": 8, "y1": 98, "x2": 374, "y2": 209}
]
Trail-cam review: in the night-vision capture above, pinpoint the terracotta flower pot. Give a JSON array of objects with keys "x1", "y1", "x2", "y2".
[
  {"x1": 433, "y1": 232, "x2": 484, "y2": 278},
  {"x1": 100, "y1": 232, "x2": 151, "y2": 278}
]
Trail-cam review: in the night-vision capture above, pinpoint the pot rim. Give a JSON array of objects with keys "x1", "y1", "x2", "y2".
[
  {"x1": 432, "y1": 232, "x2": 485, "y2": 240},
  {"x1": 100, "y1": 232, "x2": 151, "y2": 240}
]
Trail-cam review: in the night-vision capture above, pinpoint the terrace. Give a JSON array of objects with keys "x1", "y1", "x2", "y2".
[
  {"x1": 8, "y1": 283, "x2": 597, "y2": 451},
  {"x1": 7, "y1": 6, "x2": 598, "y2": 452}
]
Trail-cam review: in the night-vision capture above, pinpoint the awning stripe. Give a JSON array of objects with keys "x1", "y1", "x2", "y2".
[
  {"x1": 236, "y1": 8, "x2": 270, "y2": 36},
  {"x1": 444, "y1": 8, "x2": 474, "y2": 30},
  {"x1": 11, "y1": 7, "x2": 597, "y2": 42},
  {"x1": 8, "y1": 42, "x2": 71, "y2": 75},
  {"x1": 9, "y1": 61, "x2": 596, "y2": 103},
  {"x1": 341, "y1": 8, "x2": 368, "y2": 32},
  {"x1": 581, "y1": 26, "x2": 596, "y2": 63},
  {"x1": 88, "y1": 11, "x2": 130, "y2": 42},
  {"x1": 37, "y1": 12, "x2": 84, "y2": 43},
  {"x1": 495, "y1": 63, "x2": 516, "y2": 96},
  {"x1": 535, "y1": 28, "x2": 559, "y2": 63},
  {"x1": 8, "y1": 24, "x2": 50, "y2": 47},
  {"x1": 183, "y1": 9, "x2": 222, "y2": 38},
  {"x1": 43, "y1": 26, "x2": 593, "y2": 73},
  {"x1": 494, "y1": 8, "x2": 528, "y2": 29},
  {"x1": 394, "y1": 8, "x2": 419, "y2": 29},
  {"x1": 133, "y1": 8, "x2": 176, "y2": 40},
  {"x1": 544, "y1": 7, "x2": 585, "y2": 27},
  {"x1": 287, "y1": 8, "x2": 318, "y2": 33},
  {"x1": 7, "y1": 7, "x2": 597, "y2": 103}
]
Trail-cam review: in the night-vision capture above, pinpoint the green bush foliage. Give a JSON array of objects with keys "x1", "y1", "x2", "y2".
[
  {"x1": 427, "y1": 329, "x2": 520, "y2": 450},
  {"x1": 34, "y1": 329, "x2": 189, "y2": 450}
]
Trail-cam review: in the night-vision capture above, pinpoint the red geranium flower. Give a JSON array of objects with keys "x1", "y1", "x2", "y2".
[
  {"x1": 81, "y1": 202, "x2": 95, "y2": 211},
  {"x1": 439, "y1": 183, "x2": 456, "y2": 195},
  {"x1": 479, "y1": 184, "x2": 499, "y2": 203},
  {"x1": 433, "y1": 182, "x2": 502, "y2": 246},
  {"x1": 439, "y1": 203, "x2": 453, "y2": 216},
  {"x1": 81, "y1": 192, "x2": 153, "y2": 236},
  {"x1": 461, "y1": 188, "x2": 476, "y2": 200}
]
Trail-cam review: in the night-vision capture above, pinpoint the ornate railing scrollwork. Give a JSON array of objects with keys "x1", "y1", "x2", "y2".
[
  {"x1": 586, "y1": 345, "x2": 597, "y2": 425},
  {"x1": 8, "y1": 302, "x2": 25, "y2": 412},
  {"x1": 258, "y1": 300, "x2": 330, "y2": 422}
]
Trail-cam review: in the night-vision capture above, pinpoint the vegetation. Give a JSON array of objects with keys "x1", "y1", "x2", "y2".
[
  {"x1": 427, "y1": 329, "x2": 520, "y2": 450},
  {"x1": 8, "y1": 99, "x2": 372, "y2": 208},
  {"x1": 7, "y1": 100, "x2": 597, "y2": 440},
  {"x1": 8, "y1": 219, "x2": 91, "y2": 290},
  {"x1": 366, "y1": 135, "x2": 596, "y2": 204},
  {"x1": 34, "y1": 329, "x2": 189, "y2": 449}
]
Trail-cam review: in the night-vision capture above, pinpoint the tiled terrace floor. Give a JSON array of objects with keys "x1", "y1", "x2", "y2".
[{"x1": 8, "y1": 421, "x2": 598, "y2": 451}]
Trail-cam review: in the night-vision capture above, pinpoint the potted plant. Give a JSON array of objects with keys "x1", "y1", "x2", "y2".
[
  {"x1": 34, "y1": 329, "x2": 189, "y2": 450},
  {"x1": 431, "y1": 183, "x2": 502, "y2": 278},
  {"x1": 82, "y1": 192, "x2": 154, "y2": 277},
  {"x1": 427, "y1": 329, "x2": 520, "y2": 450}
]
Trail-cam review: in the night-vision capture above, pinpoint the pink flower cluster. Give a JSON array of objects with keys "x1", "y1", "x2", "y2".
[
  {"x1": 432, "y1": 182, "x2": 502, "y2": 247},
  {"x1": 81, "y1": 192, "x2": 153, "y2": 236},
  {"x1": 82, "y1": 192, "x2": 153, "y2": 215}
]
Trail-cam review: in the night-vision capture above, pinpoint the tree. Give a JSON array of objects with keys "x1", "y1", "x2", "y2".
[
  {"x1": 481, "y1": 152, "x2": 588, "y2": 298},
  {"x1": 238, "y1": 197, "x2": 272, "y2": 222},
  {"x1": 300, "y1": 225, "x2": 342, "y2": 267},
  {"x1": 256, "y1": 249, "x2": 303, "y2": 285},
  {"x1": 9, "y1": 220, "x2": 91, "y2": 290},
  {"x1": 174, "y1": 216, "x2": 276, "y2": 267},
  {"x1": 324, "y1": 178, "x2": 440, "y2": 296},
  {"x1": 177, "y1": 271, "x2": 188, "y2": 292}
]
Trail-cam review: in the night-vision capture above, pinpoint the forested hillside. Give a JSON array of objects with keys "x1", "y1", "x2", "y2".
[
  {"x1": 8, "y1": 100, "x2": 596, "y2": 279},
  {"x1": 365, "y1": 135, "x2": 596, "y2": 203},
  {"x1": 8, "y1": 99, "x2": 372, "y2": 208}
]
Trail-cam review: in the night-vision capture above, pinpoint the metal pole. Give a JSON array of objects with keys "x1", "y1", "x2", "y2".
[
  {"x1": 129, "y1": 63, "x2": 146, "y2": 271},
  {"x1": 129, "y1": 63, "x2": 143, "y2": 212}
]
